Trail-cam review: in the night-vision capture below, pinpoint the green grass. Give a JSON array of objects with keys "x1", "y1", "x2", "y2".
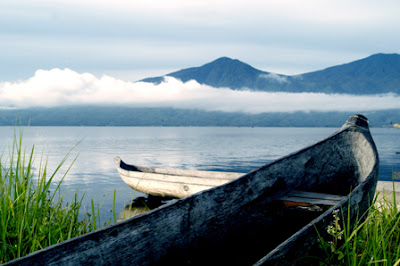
[
  {"x1": 0, "y1": 128, "x2": 115, "y2": 264},
  {"x1": 318, "y1": 183, "x2": 400, "y2": 265}
]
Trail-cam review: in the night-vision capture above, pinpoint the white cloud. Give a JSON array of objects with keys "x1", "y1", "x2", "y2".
[
  {"x1": 0, "y1": 68, "x2": 399, "y2": 113},
  {"x1": 259, "y1": 73, "x2": 289, "y2": 83}
]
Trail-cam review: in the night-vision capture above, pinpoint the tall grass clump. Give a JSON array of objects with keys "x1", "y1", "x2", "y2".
[
  {"x1": 318, "y1": 184, "x2": 400, "y2": 265},
  {"x1": 0, "y1": 129, "x2": 113, "y2": 264}
]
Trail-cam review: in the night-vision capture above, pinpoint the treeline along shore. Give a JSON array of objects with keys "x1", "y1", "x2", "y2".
[{"x1": 0, "y1": 106, "x2": 400, "y2": 127}]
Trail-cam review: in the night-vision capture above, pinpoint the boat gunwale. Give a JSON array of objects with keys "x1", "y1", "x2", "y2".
[
  {"x1": 120, "y1": 173, "x2": 232, "y2": 187},
  {"x1": 115, "y1": 158, "x2": 246, "y2": 179}
]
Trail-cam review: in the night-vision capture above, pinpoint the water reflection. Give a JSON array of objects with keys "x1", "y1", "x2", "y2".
[
  {"x1": 394, "y1": 172, "x2": 400, "y2": 180},
  {"x1": 117, "y1": 195, "x2": 173, "y2": 222}
]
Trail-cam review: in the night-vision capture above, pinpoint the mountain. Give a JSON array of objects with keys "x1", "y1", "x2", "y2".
[
  {"x1": 141, "y1": 57, "x2": 291, "y2": 91},
  {"x1": 292, "y1": 53, "x2": 400, "y2": 94},
  {"x1": 141, "y1": 53, "x2": 400, "y2": 94}
]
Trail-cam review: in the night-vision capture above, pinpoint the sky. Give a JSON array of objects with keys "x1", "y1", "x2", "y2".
[{"x1": 1, "y1": 0, "x2": 400, "y2": 112}]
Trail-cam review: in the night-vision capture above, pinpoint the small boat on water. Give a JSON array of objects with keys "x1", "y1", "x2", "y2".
[
  {"x1": 6, "y1": 114, "x2": 379, "y2": 265},
  {"x1": 115, "y1": 158, "x2": 245, "y2": 198}
]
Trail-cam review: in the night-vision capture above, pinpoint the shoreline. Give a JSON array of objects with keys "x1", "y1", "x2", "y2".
[{"x1": 375, "y1": 181, "x2": 400, "y2": 205}]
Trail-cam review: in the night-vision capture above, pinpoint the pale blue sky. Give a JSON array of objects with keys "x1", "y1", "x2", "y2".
[{"x1": 1, "y1": 0, "x2": 400, "y2": 82}]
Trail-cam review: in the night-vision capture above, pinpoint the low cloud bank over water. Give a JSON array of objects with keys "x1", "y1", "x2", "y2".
[{"x1": 1, "y1": 68, "x2": 399, "y2": 113}]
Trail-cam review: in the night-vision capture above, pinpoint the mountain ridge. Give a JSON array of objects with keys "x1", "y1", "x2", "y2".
[
  {"x1": 141, "y1": 57, "x2": 273, "y2": 89},
  {"x1": 141, "y1": 53, "x2": 400, "y2": 94}
]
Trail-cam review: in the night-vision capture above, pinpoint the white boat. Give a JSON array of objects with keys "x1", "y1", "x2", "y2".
[{"x1": 114, "y1": 158, "x2": 245, "y2": 198}]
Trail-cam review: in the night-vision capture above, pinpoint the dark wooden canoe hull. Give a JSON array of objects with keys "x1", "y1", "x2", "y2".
[{"x1": 6, "y1": 114, "x2": 378, "y2": 265}]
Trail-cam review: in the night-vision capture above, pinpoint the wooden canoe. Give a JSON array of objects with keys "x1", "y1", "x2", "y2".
[
  {"x1": 114, "y1": 158, "x2": 245, "y2": 198},
  {"x1": 6, "y1": 114, "x2": 379, "y2": 265}
]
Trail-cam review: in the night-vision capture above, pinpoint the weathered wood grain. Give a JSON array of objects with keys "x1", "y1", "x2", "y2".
[{"x1": 278, "y1": 190, "x2": 346, "y2": 206}]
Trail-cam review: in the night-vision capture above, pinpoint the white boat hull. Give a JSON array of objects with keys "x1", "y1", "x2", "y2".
[{"x1": 114, "y1": 158, "x2": 244, "y2": 198}]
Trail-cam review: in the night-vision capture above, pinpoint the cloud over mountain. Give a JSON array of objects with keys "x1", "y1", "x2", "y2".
[
  {"x1": 142, "y1": 54, "x2": 400, "y2": 94},
  {"x1": 0, "y1": 68, "x2": 399, "y2": 113},
  {"x1": 259, "y1": 73, "x2": 289, "y2": 84}
]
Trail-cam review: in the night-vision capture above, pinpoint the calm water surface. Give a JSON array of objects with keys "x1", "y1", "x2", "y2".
[{"x1": 1, "y1": 126, "x2": 399, "y2": 222}]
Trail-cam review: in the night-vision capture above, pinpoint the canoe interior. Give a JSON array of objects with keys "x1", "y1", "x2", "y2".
[
  {"x1": 6, "y1": 115, "x2": 378, "y2": 266},
  {"x1": 156, "y1": 199, "x2": 333, "y2": 265}
]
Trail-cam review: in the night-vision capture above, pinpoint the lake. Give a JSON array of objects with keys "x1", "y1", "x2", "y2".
[{"x1": 1, "y1": 126, "x2": 399, "y2": 223}]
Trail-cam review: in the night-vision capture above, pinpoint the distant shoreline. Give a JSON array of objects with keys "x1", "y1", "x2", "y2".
[{"x1": 0, "y1": 106, "x2": 399, "y2": 128}]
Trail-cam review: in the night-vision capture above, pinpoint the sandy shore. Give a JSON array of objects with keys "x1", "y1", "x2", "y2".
[{"x1": 375, "y1": 181, "x2": 400, "y2": 205}]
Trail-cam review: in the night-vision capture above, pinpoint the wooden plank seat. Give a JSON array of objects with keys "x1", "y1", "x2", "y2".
[{"x1": 278, "y1": 190, "x2": 346, "y2": 207}]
